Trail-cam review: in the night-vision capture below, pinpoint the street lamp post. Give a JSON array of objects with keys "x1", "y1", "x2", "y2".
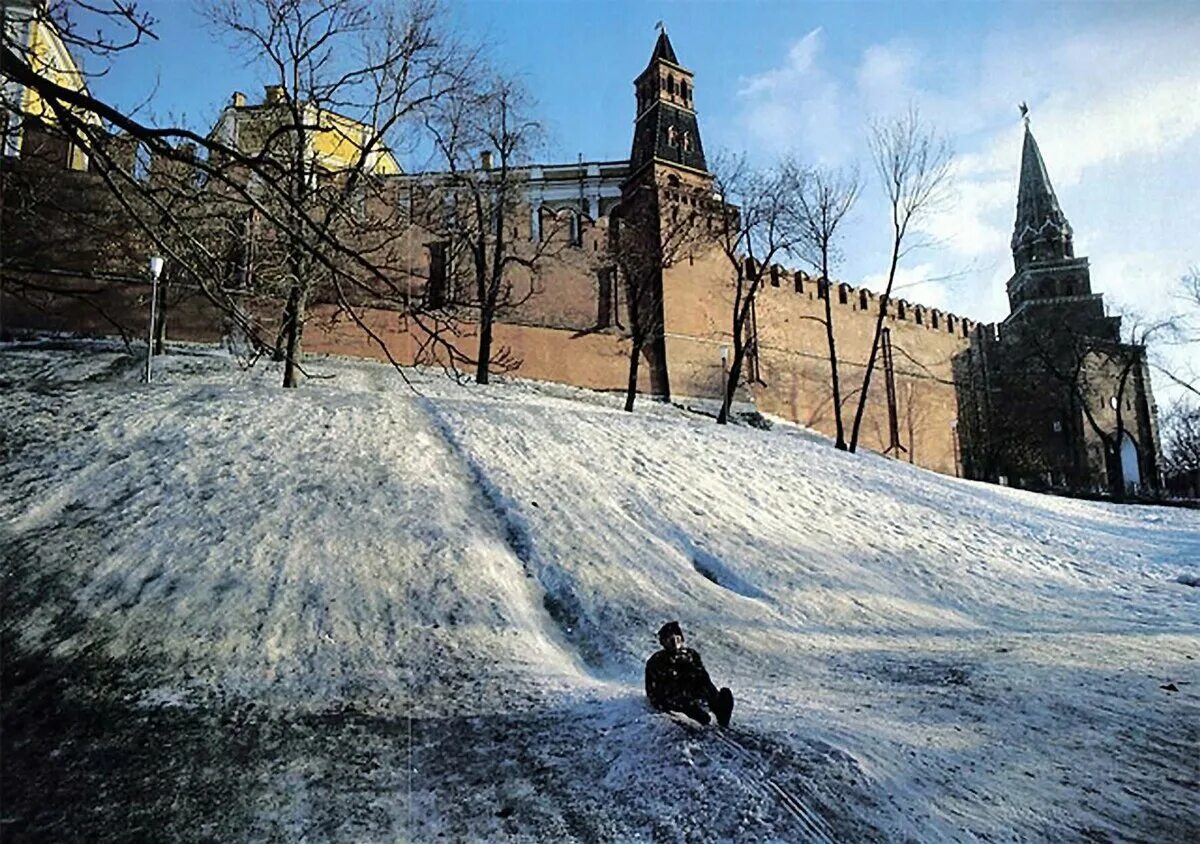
[{"x1": 145, "y1": 256, "x2": 164, "y2": 383}]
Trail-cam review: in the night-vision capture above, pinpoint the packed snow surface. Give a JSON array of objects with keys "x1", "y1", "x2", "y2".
[{"x1": 2, "y1": 340, "x2": 1197, "y2": 842}]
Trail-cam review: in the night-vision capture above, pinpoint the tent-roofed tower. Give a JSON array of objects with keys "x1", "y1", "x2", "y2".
[
  {"x1": 1004, "y1": 116, "x2": 1096, "y2": 316},
  {"x1": 1011, "y1": 120, "x2": 1074, "y2": 272},
  {"x1": 954, "y1": 107, "x2": 1162, "y2": 496}
]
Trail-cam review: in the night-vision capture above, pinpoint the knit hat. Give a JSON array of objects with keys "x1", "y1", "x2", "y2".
[{"x1": 658, "y1": 621, "x2": 683, "y2": 645}]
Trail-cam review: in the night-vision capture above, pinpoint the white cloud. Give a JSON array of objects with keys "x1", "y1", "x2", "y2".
[
  {"x1": 721, "y1": 9, "x2": 1200, "y2": 351},
  {"x1": 855, "y1": 40, "x2": 921, "y2": 115},
  {"x1": 738, "y1": 29, "x2": 824, "y2": 98},
  {"x1": 860, "y1": 262, "x2": 954, "y2": 309},
  {"x1": 733, "y1": 29, "x2": 849, "y2": 163}
]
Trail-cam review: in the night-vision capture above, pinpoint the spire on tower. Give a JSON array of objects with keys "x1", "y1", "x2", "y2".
[
  {"x1": 1011, "y1": 117, "x2": 1073, "y2": 270},
  {"x1": 648, "y1": 26, "x2": 678, "y2": 66}
]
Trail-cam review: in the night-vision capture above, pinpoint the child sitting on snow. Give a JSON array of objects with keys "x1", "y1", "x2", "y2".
[{"x1": 645, "y1": 621, "x2": 734, "y2": 727}]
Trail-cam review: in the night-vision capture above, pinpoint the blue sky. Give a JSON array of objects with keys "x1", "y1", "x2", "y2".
[{"x1": 91, "y1": 0, "x2": 1199, "y2": 398}]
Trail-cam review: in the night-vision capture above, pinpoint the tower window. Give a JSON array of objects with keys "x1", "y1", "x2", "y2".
[
  {"x1": 667, "y1": 75, "x2": 676, "y2": 96},
  {"x1": 681, "y1": 80, "x2": 689, "y2": 101},
  {"x1": 681, "y1": 131, "x2": 693, "y2": 152},
  {"x1": 427, "y1": 241, "x2": 448, "y2": 308},
  {"x1": 667, "y1": 126, "x2": 678, "y2": 146},
  {"x1": 597, "y1": 267, "x2": 615, "y2": 328}
]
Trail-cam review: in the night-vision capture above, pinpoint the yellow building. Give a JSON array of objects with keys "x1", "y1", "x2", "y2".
[
  {"x1": 211, "y1": 86, "x2": 401, "y2": 177},
  {"x1": 1, "y1": 0, "x2": 101, "y2": 169}
]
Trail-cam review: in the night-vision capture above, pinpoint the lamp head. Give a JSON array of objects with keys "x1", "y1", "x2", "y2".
[{"x1": 148, "y1": 256, "x2": 165, "y2": 280}]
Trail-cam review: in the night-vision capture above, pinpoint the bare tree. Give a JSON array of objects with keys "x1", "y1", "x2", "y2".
[
  {"x1": 420, "y1": 73, "x2": 566, "y2": 384},
  {"x1": 789, "y1": 162, "x2": 860, "y2": 449},
  {"x1": 1019, "y1": 310, "x2": 1173, "y2": 495},
  {"x1": 1149, "y1": 265, "x2": 1200, "y2": 398},
  {"x1": 708, "y1": 154, "x2": 804, "y2": 425},
  {"x1": 848, "y1": 108, "x2": 952, "y2": 452},
  {"x1": 3, "y1": 0, "x2": 467, "y2": 387},
  {"x1": 201, "y1": 0, "x2": 462, "y2": 386},
  {"x1": 1160, "y1": 398, "x2": 1200, "y2": 496}
]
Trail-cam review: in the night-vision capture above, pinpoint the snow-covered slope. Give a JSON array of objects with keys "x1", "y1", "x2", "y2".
[{"x1": 2, "y1": 340, "x2": 1197, "y2": 842}]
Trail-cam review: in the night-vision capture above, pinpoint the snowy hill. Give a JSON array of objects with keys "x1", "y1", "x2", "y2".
[{"x1": 2, "y1": 340, "x2": 1198, "y2": 842}]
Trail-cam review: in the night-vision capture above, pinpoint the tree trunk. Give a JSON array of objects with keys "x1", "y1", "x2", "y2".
[
  {"x1": 476, "y1": 308, "x2": 493, "y2": 385},
  {"x1": 1104, "y1": 438, "x2": 1125, "y2": 499},
  {"x1": 281, "y1": 283, "x2": 305, "y2": 389},
  {"x1": 849, "y1": 239, "x2": 901, "y2": 452},
  {"x1": 624, "y1": 279, "x2": 646, "y2": 413},
  {"x1": 718, "y1": 341, "x2": 746, "y2": 425},
  {"x1": 820, "y1": 268, "x2": 846, "y2": 450},
  {"x1": 624, "y1": 339, "x2": 642, "y2": 412}
]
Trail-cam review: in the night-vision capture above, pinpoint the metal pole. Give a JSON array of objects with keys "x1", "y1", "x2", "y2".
[
  {"x1": 145, "y1": 256, "x2": 163, "y2": 383},
  {"x1": 720, "y1": 345, "x2": 729, "y2": 418}
]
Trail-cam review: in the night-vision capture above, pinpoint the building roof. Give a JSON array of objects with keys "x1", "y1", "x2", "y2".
[
  {"x1": 1011, "y1": 121, "x2": 1073, "y2": 261},
  {"x1": 649, "y1": 29, "x2": 679, "y2": 65}
]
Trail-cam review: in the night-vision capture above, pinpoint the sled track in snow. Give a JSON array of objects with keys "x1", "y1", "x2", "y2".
[
  {"x1": 711, "y1": 729, "x2": 837, "y2": 844},
  {"x1": 415, "y1": 397, "x2": 604, "y2": 672}
]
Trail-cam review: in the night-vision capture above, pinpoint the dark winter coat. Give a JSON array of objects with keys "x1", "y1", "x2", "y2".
[{"x1": 644, "y1": 646, "x2": 719, "y2": 712}]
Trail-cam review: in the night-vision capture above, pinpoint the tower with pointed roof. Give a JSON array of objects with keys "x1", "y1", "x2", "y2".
[
  {"x1": 953, "y1": 114, "x2": 1161, "y2": 495},
  {"x1": 612, "y1": 27, "x2": 716, "y2": 401},
  {"x1": 627, "y1": 27, "x2": 709, "y2": 183},
  {"x1": 1005, "y1": 118, "x2": 1102, "y2": 323}
]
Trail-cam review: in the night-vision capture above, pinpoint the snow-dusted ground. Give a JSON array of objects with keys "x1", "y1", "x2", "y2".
[{"x1": 2, "y1": 339, "x2": 1197, "y2": 842}]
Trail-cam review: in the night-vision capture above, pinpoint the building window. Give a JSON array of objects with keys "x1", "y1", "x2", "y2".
[
  {"x1": 838, "y1": 285, "x2": 848, "y2": 305},
  {"x1": 680, "y1": 80, "x2": 689, "y2": 101},
  {"x1": 666, "y1": 126, "x2": 678, "y2": 147},
  {"x1": 667, "y1": 75, "x2": 676, "y2": 96},
  {"x1": 915, "y1": 307, "x2": 924, "y2": 325},
  {"x1": 597, "y1": 267, "x2": 615, "y2": 328},
  {"x1": 794, "y1": 272, "x2": 805, "y2": 293},
  {"x1": 569, "y1": 211, "x2": 582, "y2": 247},
  {"x1": 858, "y1": 289, "x2": 868, "y2": 309},
  {"x1": 897, "y1": 300, "x2": 907, "y2": 320},
  {"x1": 427, "y1": 241, "x2": 448, "y2": 308}
]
